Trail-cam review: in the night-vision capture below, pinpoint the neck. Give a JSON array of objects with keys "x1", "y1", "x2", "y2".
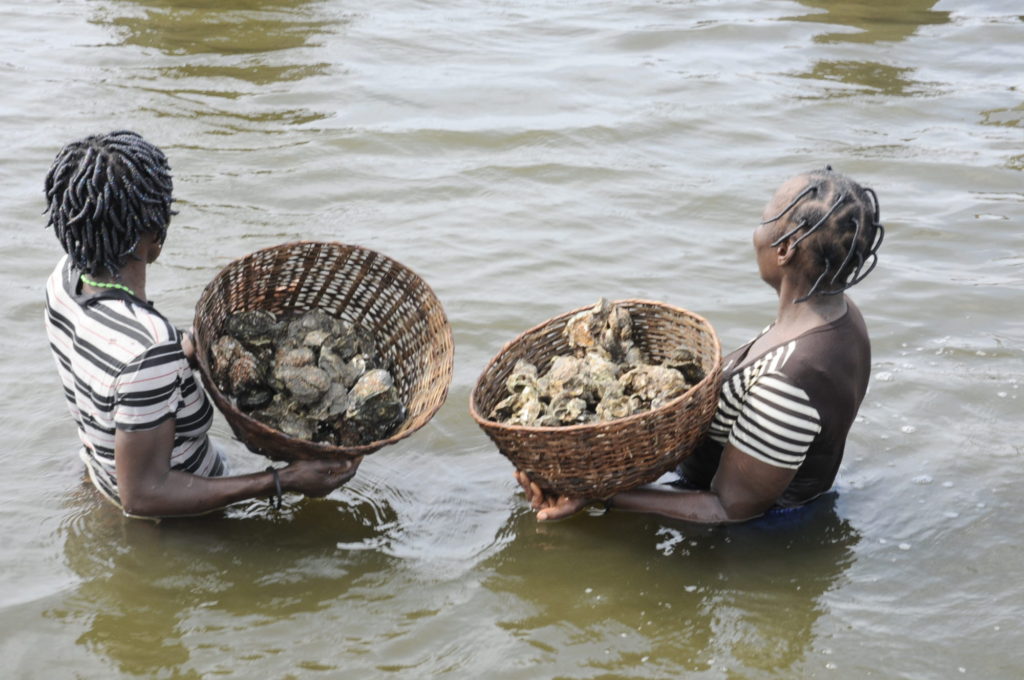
[
  {"x1": 83, "y1": 259, "x2": 148, "y2": 302},
  {"x1": 774, "y1": 279, "x2": 846, "y2": 330}
]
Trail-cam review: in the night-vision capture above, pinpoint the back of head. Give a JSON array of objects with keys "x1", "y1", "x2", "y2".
[
  {"x1": 763, "y1": 166, "x2": 885, "y2": 302},
  {"x1": 44, "y1": 130, "x2": 174, "y2": 278}
]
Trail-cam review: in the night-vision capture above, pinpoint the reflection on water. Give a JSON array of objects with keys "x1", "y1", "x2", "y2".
[
  {"x1": 487, "y1": 493, "x2": 860, "y2": 676},
  {"x1": 49, "y1": 474, "x2": 858, "y2": 678},
  {"x1": 797, "y1": 60, "x2": 931, "y2": 98},
  {"x1": 104, "y1": 0, "x2": 335, "y2": 58},
  {"x1": 788, "y1": 0, "x2": 948, "y2": 97},
  {"x1": 88, "y1": 0, "x2": 339, "y2": 129},
  {"x1": 791, "y1": 0, "x2": 949, "y2": 44},
  {"x1": 51, "y1": 483, "x2": 387, "y2": 677}
]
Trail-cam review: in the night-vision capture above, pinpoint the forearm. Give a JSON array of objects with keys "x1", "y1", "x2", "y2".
[
  {"x1": 609, "y1": 486, "x2": 761, "y2": 524},
  {"x1": 120, "y1": 468, "x2": 277, "y2": 518}
]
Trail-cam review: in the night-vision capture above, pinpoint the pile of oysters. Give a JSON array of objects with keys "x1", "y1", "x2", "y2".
[
  {"x1": 490, "y1": 299, "x2": 705, "y2": 427},
  {"x1": 209, "y1": 309, "x2": 405, "y2": 446}
]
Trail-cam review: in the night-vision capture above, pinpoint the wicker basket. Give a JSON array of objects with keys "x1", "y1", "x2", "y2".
[
  {"x1": 470, "y1": 300, "x2": 722, "y2": 499},
  {"x1": 194, "y1": 241, "x2": 454, "y2": 461}
]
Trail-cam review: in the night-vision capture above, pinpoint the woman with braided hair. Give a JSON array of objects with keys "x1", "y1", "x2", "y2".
[
  {"x1": 517, "y1": 167, "x2": 885, "y2": 523},
  {"x1": 43, "y1": 130, "x2": 359, "y2": 518}
]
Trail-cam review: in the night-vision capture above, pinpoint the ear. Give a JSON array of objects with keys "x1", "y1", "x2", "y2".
[
  {"x1": 140, "y1": 230, "x2": 165, "y2": 264},
  {"x1": 775, "y1": 238, "x2": 799, "y2": 266}
]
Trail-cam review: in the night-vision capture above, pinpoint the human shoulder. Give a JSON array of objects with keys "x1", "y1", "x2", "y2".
[{"x1": 730, "y1": 369, "x2": 822, "y2": 470}]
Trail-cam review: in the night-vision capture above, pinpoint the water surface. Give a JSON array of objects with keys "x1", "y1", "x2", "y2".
[{"x1": 1, "y1": 1, "x2": 1022, "y2": 677}]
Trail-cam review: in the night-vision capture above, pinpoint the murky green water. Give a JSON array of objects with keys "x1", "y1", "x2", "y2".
[{"x1": 1, "y1": 1, "x2": 1022, "y2": 677}]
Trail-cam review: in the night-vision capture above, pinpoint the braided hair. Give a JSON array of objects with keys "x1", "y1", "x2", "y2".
[
  {"x1": 761, "y1": 166, "x2": 884, "y2": 303},
  {"x1": 44, "y1": 130, "x2": 175, "y2": 278}
]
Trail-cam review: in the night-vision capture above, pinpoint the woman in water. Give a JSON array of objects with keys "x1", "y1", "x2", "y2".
[
  {"x1": 517, "y1": 167, "x2": 884, "y2": 523},
  {"x1": 43, "y1": 130, "x2": 359, "y2": 518}
]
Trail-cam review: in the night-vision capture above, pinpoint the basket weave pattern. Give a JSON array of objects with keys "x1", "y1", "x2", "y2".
[
  {"x1": 470, "y1": 300, "x2": 722, "y2": 499},
  {"x1": 194, "y1": 241, "x2": 454, "y2": 461}
]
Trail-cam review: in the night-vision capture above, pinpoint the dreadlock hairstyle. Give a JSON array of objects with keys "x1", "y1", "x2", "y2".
[
  {"x1": 44, "y1": 130, "x2": 175, "y2": 278},
  {"x1": 761, "y1": 165, "x2": 884, "y2": 303}
]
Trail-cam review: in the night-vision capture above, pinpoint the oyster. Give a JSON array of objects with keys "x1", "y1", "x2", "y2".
[
  {"x1": 595, "y1": 389, "x2": 639, "y2": 422},
  {"x1": 662, "y1": 346, "x2": 705, "y2": 385},
  {"x1": 210, "y1": 308, "x2": 405, "y2": 446},
  {"x1": 277, "y1": 412, "x2": 316, "y2": 441},
  {"x1": 275, "y1": 345, "x2": 315, "y2": 369},
  {"x1": 237, "y1": 386, "x2": 274, "y2": 412},
  {"x1": 224, "y1": 310, "x2": 284, "y2": 351},
  {"x1": 563, "y1": 297, "x2": 641, "y2": 364},
  {"x1": 325, "y1": 328, "x2": 362, "y2": 362},
  {"x1": 210, "y1": 335, "x2": 242, "y2": 388},
  {"x1": 564, "y1": 298, "x2": 612, "y2": 358},
  {"x1": 489, "y1": 299, "x2": 704, "y2": 427},
  {"x1": 210, "y1": 334, "x2": 267, "y2": 399},
  {"x1": 250, "y1": 394, "x2": 295, "y2": 430},
  {"x1": 302, "y1": 329, "x2": 332, "y2": 351},
  {"x1": 619, "y1": 364, "x2": 689, "y2": 404},
  {"x1": 277, "y1": 365, "x2": 331, "y2": 405},
  {"x1": 547, "y1": 395, "x2": 589, "y2": 425},
  {"x1": 286, "y1": 309, "x2": 339, "y2": 340},
  {"x1": 310, "y1": 383, "x2": 349, "y2": 420},
  {"x1": 506, "y1": 359, "x2": 539, "y2": 394},
  {"x1": 538, "y1": 355, "x2": 587, "y2": 395},
  {"x1": 346, "y1": 369, "x2": 406, "y2": 441}
]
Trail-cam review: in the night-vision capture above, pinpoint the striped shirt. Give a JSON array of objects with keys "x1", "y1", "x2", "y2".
[
  {"x1": 44, "y1": 256, "x2": 223, "y2": 506},
  {"x1": 708, "y1": 340, "x2": 821, "y2": 470},
  {"x1": 679, "y1": 303, "x2": 871, "y2": 506}
]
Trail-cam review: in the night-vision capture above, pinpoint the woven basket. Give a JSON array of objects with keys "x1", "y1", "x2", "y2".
[
  {"x1": 194, "y1": 241, "x2": 454, "y2": 461},
  {"x1": 470, "y1": 300, "x2": 722, "y2": 499}
]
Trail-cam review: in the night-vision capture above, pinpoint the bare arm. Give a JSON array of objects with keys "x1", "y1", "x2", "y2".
[
  {"x1": 516, "y1": 442, "x2": 796, "y2": 524},
  {"x1": 114, "y1": 418, "x2": 360, "y2": 518},
  {"x1": 612, "y1": 442, "x2": 796, "y2": 523}
]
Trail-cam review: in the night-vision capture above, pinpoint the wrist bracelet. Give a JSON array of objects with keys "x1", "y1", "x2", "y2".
[{"x1": 266, "y1": 466, "x2": 283, "y2": 509}]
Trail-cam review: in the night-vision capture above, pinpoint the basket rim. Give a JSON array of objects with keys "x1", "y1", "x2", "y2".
[
  {"x1": 468, "y1": 298, "x2": 721, "y2": 434},
  {"x1": 194, "y1": 240, "x2": 454, "y2": 458}
]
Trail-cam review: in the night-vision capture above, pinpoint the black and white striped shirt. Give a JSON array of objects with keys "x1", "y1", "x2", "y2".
[
  {"x1": 708, "y1": 339, "x2": 821, "y2": 470},
  {"x1": 44, "y1": 257, "x2": 222, "y2": 506},
  {"x1": 679, "y1": 305, "x2": 871, "y2": 507}
]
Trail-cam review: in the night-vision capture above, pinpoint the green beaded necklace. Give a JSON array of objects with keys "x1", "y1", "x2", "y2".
[{"x1": 80, "y1": 273, "x2": 136, "y2": 297}]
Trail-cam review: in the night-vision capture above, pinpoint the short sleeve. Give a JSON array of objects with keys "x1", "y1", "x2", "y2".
[
  {"x1": 727, "y1": 371, "x2": 822, "y2": 470},
  {"x1": 112, "y1": 340, "x2": 186, "y2": 431}
]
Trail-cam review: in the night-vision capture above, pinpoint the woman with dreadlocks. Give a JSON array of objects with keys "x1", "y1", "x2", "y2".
[
  {"x1": 517, "y1": 167, "x2": 884, "y2": 523},
  {"x1": 43, "y1": 130, "x2": 359, "y2": 518}
]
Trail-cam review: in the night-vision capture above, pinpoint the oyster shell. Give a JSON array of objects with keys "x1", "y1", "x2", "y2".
[
  {"x1": 286, "y1": 309, "x2": 339, "y2": 339},
  {"x1": 275, "y1": 345, "x2": 315, "y2": 369},
  {"x1": 211, "y1": 308, "x2": 403, "y2": 446},
  {"x1": 236, "y1": 386, "x2": 274, "y2": 412},
  {"x1": 547, "y1": 395, "x2": 589, "y2": 425},
  {"x1": 211, "y1": 333, "x2": 267, "y2": 397},
  {"x1": 595, "y1": 391, "x2": 639, "y2": 422},
  {"x1": 662, "y1": 346, "x2": 705, "y2": 385},
  {"x1": 277, "y1": 412, "x2": 316, "y2": 441},
  {"x1": 619, "y1": 364, "x2": 689, "y2": 404},
  {"x1": 506, "y1": 359, "x2": 539, "y2": 394},
  {"x1": 224, "y1": 310, "x2": 284, "y2": 351},
  {"x1": 345, "y1": 369, "x2": 406, "y2": 441},
  {"x1": 210, "y1": 335, "x2": 242, "y2": 388},
  {"x1": 564, "y1": 298, "x2": 612, "y2": 358},
  {"x1": 310, "y1": 383, "x2": 349, "y2": 420},
  {"x1": 490, "y1": 299, "x2": 702, "y2": 427},
  {"x1": 538, "y1": 355, "x2": 587, "y2": 395},
  {"x1": 507, "y1": 385, "x2": 544, "y2": 426},
  {"x1": 277, "y1": 365, "x2": 331, "y2": 405}
]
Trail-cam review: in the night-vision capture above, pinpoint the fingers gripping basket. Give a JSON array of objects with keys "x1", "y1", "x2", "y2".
[
  {"x1": 194, "y1": 241, "x2": 454, "y2": 461},
  {"x1": 470, "y1": 300, "x2": 722, "y2": 499}
]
